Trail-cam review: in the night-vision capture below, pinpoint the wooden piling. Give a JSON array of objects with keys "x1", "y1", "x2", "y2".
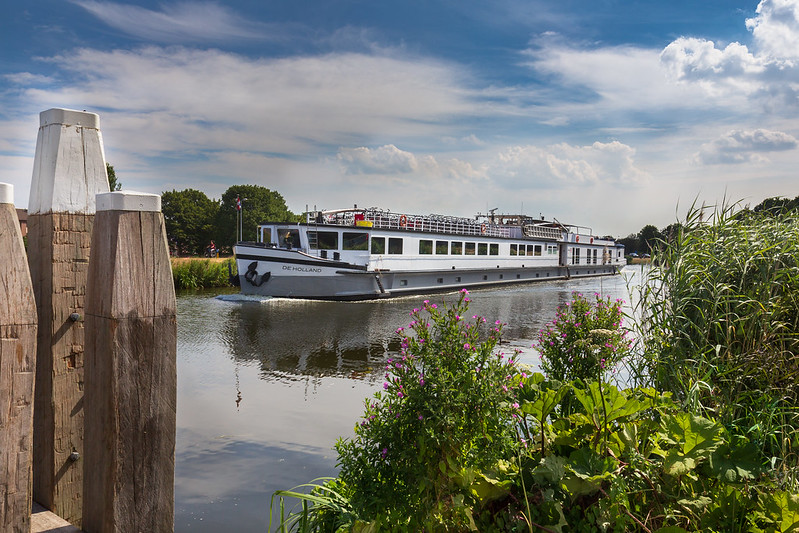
[
  {"x1": 83, "y1": 191, "x2": 177, "y2": 533},
  {"x1": 28, "y1": 108, "x2": 110, "y2": 526},
  {"x1": 0, "y1": 182, "x2": 38, "y2": 533}
]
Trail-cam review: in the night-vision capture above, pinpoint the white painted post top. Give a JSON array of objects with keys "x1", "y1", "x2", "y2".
[
  {"x1": 29, "y1": 107, "x2": 109, "y2": 215},
  {"x1": 40, "y1": 108, "x2": 100, "y2": 129},
  {"x1": 96, "y1": 191, "x2": 161, "y2": 212},
  {"x1": 0, "y1": 182, "x2": 13, "y2": 204}
]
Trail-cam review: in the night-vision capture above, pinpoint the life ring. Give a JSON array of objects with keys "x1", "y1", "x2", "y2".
[
  {"x1": 399, "y1": 215, "x2": 407, "y2": 228},
  {"x1": 575, "y1": 235, "x2": 580, "y2": 243},
  {"x1": 480, "y1": 224, "x2": 486, "y2": 235},
  {"x1": 590, "y1": 237, "x2": 594, "y2": 244}
]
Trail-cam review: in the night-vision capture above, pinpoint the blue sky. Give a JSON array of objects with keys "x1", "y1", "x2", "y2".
[{"x1": 1, "y1": 0, "x2": 798, "y2": 235}]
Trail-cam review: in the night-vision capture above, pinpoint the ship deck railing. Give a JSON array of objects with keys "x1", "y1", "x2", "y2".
[{"x1": 315, "y1": 209, "x2": 560, "y2": 239}]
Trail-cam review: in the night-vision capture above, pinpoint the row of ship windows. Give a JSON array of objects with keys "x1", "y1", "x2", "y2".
[
  {"x1": 278, "y1": 229, "x2": 617, "y2": 259},
  {"x1": 301, "y1": 230, "x2": 557, "y2": 256}
]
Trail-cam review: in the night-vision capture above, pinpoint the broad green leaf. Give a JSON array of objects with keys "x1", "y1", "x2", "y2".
[
  {"x1": 708, "y1": 441, "x2": 761, "y2": 482},
  {"x1": 763, "y1": 491, "x2": 799, "y2": 532},
  {"x1": 469, "y1": 473, "x2": 512, "y2": 503},
  {"x1": 521, "y1": 385, "x2": 569, "y2": 423},
  {"x1": 677, "y1": 495, "x2": 712, "y2": 512},
  {"x1": 561, "y1": 448, "x2": 616, "y2": 498},
  {"x1": 662, "y1": 412, "x2": 723, "y2": 459},
  {"x1": 573, "y1": 382, "x2": 651, "y2": 429},
  {"x1": 532, "y1": 455, "x2": 567, "y2": 485}
]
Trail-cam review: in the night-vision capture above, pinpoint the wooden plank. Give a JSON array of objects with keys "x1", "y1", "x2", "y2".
[
  {"x1": 0, "y1": 194, "x2": 38, "y2": 533},
  {"x1": 83, "y1": 202, "x2": 176, "y2": 533}
]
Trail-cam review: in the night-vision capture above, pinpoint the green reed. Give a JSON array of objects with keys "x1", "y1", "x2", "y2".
[
  {"x1": 171, "y1": 258, "x2": 235, "y2": 289},
  {"x1": 631, "y1": 202, "x2": 799, "y2": 480}
]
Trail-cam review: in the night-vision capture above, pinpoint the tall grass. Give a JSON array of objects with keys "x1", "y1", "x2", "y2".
[
  {"x1": 632, "y1": 202, "x2": 799, "y2": 479},
  {"x1": 171, "y1": 258, "x2": 235, "y2": 290}
]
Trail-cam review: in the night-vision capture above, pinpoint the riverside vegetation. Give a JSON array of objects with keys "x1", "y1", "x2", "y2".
[
  {"x1": 269, "y1": 203, "x2": 799, "y2": 532},
  {"x1": 171, "y1": 257, "x2": 235, "y2": 290}
]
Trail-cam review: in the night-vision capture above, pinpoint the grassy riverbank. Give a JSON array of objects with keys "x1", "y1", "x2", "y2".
[{"x1": 171, "y1": 256, "x2": 235, "y2": 290}]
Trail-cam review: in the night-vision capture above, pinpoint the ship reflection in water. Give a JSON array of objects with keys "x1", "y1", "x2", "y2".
[{"x1": 174, "y1": 267, "x2": 644, "y2": 532}]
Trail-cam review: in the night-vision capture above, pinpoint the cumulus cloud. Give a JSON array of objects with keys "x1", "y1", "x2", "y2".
[
  {"x1": 659, "y1": 0, "x2": 799, "y2": 105},
  {"x1": 71, "y1": 0, "x2": 280, "y2": 43},
  {"x1": 337, "y1": 145, "x2": 422, "y2": 175},
  {"x1": 695, "y1": 128, "x2": 798, "y2": 164},
  {"x1": 746, "y1": 0, "x2": 799, "y2": 61},
  {"x1": 493, "y1": 141, "x2": 651, "y2": 188}
]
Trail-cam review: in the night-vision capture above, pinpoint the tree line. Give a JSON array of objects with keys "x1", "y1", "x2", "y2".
[
  {"x1": 616, "y1": 195, "x2": 799, "y2": 255},
  {"x1": 161, "y1": 185, "x2": 298, "y2": 256}
]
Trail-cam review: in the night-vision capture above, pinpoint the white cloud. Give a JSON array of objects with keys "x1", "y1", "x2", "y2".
[
  {"x1": 337, "y1": 145, "x2": 421, "y2": 175},
  {"x1": 695, "y1": 128, "x2": 798, "y2": 164},
  {"x1": 16, "y1": 46, "x2": 473, "y2": 157},
  {"x1": 746, "y1": 0, "x2": 799, "y2": 61},
  {"x1": 493, "y1": 141, "x2": 651, "y2": 188},
  {"x1": 70, "y1": 0, "x2": 277, "y2": 43}
]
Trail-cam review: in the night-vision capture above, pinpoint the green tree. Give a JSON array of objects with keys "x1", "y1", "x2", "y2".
[
  {"x1": 617, "y1": 233, "x2": 639, "y2": 254},
  {"x1": 106, "y1": 162, "x2": 121, "y2": 191},
  {"x1": 215, "y1": 185, "x2": 297, "y2": 247},
  {"x1": 161, "y1": 189, "x2": 219, "y2": 256},
  {"x1": 638, "y1": 224, "x2": 662, "y2": 253}
]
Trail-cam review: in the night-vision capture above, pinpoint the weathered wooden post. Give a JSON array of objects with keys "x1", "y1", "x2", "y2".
[
  {"x1": 83, "y1": 191, "x2": 177, "y2": 532},
  {"x1": 27, "y1": 107, "x2": 109, "y2": 526},
  {"x1": 0, "y1": 183, "x2": 38, "y2": 533}
]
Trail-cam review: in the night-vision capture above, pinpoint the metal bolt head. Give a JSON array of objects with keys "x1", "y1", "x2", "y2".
[
  {"x1": 69, "y1": 451, "x2": 80, "y2": 462},
  {"x1": 69, "y1": 313, "x2": 81, "y2": 322}
]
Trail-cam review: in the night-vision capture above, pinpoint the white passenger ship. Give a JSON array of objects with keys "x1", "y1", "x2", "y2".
[{"x1": 233, "y1": 207, "x2": 625, "y2": 300}]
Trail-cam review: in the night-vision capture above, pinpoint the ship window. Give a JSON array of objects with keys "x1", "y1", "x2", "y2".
[
  {"x1": 308, "y1": 231, "x2": 338, "y2": 250},
  {"x1": 510, "y1": 244, "x2": 517, "y2": 256},
  {"x1": 437, "y1": 277, "x2": 444, "y2": 283},
  {"x1": 371, "y1": 236, "x2": 385, "y2": 254},
  {"x1": 451, "y1": 241, "x2": 463, "y2": 255},
  {"x1": 388, "y1": 238, "x2": 403, "y2": 254},
  {"x1": 572, "y1": 248, "x2": 580, "y2": 264},
  {"x1": 400, "y1": 279, "x2": 408, "y2": 286},
  {"x1": 593, "y1": 249, "x2": 598, "y2": 264},
  {"x1": 534, "y1": 245, "x2": 542, "y2": 256},
  {"x1": 465, "y1": 242, "x2": 476, "y2": 255},
  {"x1": 478, "y1": 243, "x2": 488, "y2": 255},
  {"x1": 436, "y1": 241, "x2": 448, "y2": 254},
  {"x1": 419, "y1": 240, "x2": 433, "y2": 254},
  {"x1": 526, "y1": 245, "x2": 535, "y2": 256},
  {"x1": 490, "y1": 243, "x2": 499, "y2": 255},
  {"x1": 343, "y1": 232, "x2": 368, "y2": 251},
  {"x1": 278, "y1": 228, "x2": 301, "y2": 249}
]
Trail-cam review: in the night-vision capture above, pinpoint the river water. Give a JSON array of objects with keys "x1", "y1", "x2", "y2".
[{"x1": 173, "y1": 265, "x2": 646, "y2": 532}]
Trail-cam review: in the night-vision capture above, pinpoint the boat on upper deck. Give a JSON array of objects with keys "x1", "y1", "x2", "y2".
[{"x1": 233, "y1": 206, "x2": 625, "y2": 300}]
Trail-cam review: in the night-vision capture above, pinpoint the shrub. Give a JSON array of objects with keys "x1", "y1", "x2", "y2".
[
  {"x1": 536, "y1": 292, "x2": 630, "y2": 384},
  {"x1": 334, "y1": 290, "x2": 521, "y2": 529}
]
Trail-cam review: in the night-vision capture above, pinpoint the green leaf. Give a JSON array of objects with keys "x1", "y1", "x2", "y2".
[
  {"x1": 531, "y1": 455, "x2": 567, "y2": 485},
  {"x1": 470, "y1": 473, "x2": 512, "y2": 503},
  {"x1": 763, "y1": 491, "x2": 799, "y2": 532},
  {"x1": 561, "y1": 448, "x2": 616, "y2": 498},
  {"x1": 573, "y1": 382, "x2": 651, "y2": 429},
  {"x1": 661, "y1": 412, "x2": 723, "y2": 476},
  {"x1": 708, "y1": 441, "x2": 761, "y2": 482},
  {"x1": 521, "y1": 384, "x2": 569, "y2": 423}
]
